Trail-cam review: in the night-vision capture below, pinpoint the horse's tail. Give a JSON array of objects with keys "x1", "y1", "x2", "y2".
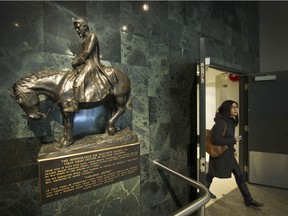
[{"x1": 126, "y1": 87, "x2": 132, "y2": 110}]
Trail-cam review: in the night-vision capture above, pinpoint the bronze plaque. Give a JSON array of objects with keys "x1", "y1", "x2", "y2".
[{"x1": 38, "y1": 142, "x2": 140, "y2": 204}]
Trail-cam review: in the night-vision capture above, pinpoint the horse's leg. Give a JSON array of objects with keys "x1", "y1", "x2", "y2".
[
  {"x1": 59, "y1": 112, "x2": 75, "y2": 148},
  {"x1": 107, "y1": 96, "x2": 126, "y2": 135}
]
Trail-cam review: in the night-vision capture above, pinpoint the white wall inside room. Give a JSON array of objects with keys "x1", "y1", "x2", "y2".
[{"x1": 206, "y1": 69, "x2": 223, "y2": 130}]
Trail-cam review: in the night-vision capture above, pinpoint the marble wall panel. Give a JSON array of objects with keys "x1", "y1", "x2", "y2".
[
  {"x1": 231, "y1": 45, "x2": 243, "y2": 68},
  {"x1": 120, "y1": 2, "x2": 148, "y2": 39},
  {"x1": 185, "y1": 2, "x2": 202, "y2": 33},
  {"x1": 0, "y1": 2, "x2": 44, "y2": 52},
  {"x1": 168, "y1": 19, "x2": 184, "y2": 52},
  {"x1": 219, "y1": 2, "x2": 241, "y2": 31},
  {"x1": 201, "y1": 18, "x2": 225, "y2": 42},
  {"x1": 169, "y1": 147, "x2": 189, "y2": 175},
  {"x1": 0, "y1": 0, "x2": 46, "y2": 140},
  {"x1": 43, "y1": 52, "x2": 73, "y2": 70},
  {"x1": 224, "y1": 25, "x2": 233, "y2": 46},
  {"x1": 168, "y1": 20, "x2": 196, "y2": 66},
  {"x1": 140, "y1": 154, "x2": 150, "y2": 188},
  {"x1": 181, "y1": 25, "x2": 197, "y2": 54},
  {"x1": 204, "y1": 37, "x2": 225, "y2": 65},
  {"x1": 146, "y1": 2, "x2": 169, "y2": 46},
  {"x1": 131, "y1": 98, "x2": 148, "y2": 157},
  {"x1": 121, "y1": 32, "x2": 148, "y2": 67},
  {"x1": 149, "y1": 122, "x2": 171, "y2": 157},
  {"x1": 42, "y1": 177, "x2": 140, "y2": 216},
  {"x1": 43, "y1": 1, "x2": 86, "y2": 55},
  {"x1": 146, "y1": 3, "x2": 169, "y2": 68},
  {"x1": 0, "y1": 91, "x2": 25, "y2": 140},
  {"x1": 0, "y1": 179, "x2": 40, "y2": 216},
  {"x1": 186, "y1": 29, "x2": 201, "y2": 61},
  {"x1": 147, "y1": 66, "x2": 170, "y2": 99},
  {"x1": 110, "y1": 63, "x2": 148, "y2": 154},
  {"x1": 147, "y1": 42, "x2": 169, "y2": 69},
  {"x1": 147, "y1": 67, "x2": 171, "y2": 155},
  {"x1": 87, "y1": 2, "x2": 121, "y2": 63},
  {"x1": 142, "y1": 171, "x2": 172, "y2": 213},
  {"x1": 0, "y1": 137, "x2": 41, "y2": 185},
  {"x1": 169, "y1": 166, "x2": 190, "y2": 205},
  {"x1": 168, "y1": 2, "x2": 186, "y2": 25},
  {"x1": 223, "y1": 44, "x2": 234, "y2": 68}
]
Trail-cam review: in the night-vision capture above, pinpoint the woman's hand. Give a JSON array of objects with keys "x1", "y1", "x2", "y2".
[{"x1": 235, "y1": 135, "x2": 243, "y2": 141}]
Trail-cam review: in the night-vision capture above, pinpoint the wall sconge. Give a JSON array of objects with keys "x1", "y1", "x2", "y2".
[
  {"x1": 143, "y1": 4, "x2": 149, "y2": 11},
  {"x1": 121, "y1": 25, "x2": 128, "y2": 33}
]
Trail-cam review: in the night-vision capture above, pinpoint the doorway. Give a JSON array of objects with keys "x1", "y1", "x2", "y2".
[
  {"x1": 197, "y1": 65, "x2": 241, "y2": 206},
  {"x1": 205, "y1": 67, "x2": 240, "y2": 160}
]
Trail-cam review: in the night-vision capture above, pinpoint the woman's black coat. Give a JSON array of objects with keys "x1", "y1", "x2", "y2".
[{"x1": 208, "y1": 115, "x2": 242, "y2": 178}]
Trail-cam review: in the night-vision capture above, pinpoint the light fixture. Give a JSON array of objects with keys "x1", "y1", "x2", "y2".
[
  {"x1": 14, "y1": 22, "x2": 19, "y2": 27},
  {"x1": 143, "y1": 3, "x2": 149, "y2": 11},
  {"x1": 122, "y1": 25, "x2": 128, "y2": 32}
]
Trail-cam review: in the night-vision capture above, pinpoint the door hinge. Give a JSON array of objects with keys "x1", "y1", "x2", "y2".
[
  {"x1": 244, "y1": 125, "x2": 249, "y2": 132},
  {"x1": 200, "y1": 157, "x2": 206, "y2": 173},
  {"x1": 244, "y1": 165, "x2": 249, "y2": 173},
  {"x1": 245, "y1": 83, "x2": 249, "y2": 90}
]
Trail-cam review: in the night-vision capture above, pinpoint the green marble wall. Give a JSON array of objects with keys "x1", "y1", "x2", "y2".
[{"x1": 0, "y1": 1, "x2": 259, "y2": 216}]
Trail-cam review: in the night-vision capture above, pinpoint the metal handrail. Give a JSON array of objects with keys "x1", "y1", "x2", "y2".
[{"x1": 153, "y1": 159, "x2": 210, "y2": 216}]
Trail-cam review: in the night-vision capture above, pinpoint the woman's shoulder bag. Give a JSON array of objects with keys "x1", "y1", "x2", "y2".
[{"x1": 205, "y1": 122, "x2": 228, "y2": 157}]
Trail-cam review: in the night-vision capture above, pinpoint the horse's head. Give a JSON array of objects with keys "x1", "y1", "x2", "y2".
[{"x1": 12, "y1": 83, "x2": 46, "y2": 119}]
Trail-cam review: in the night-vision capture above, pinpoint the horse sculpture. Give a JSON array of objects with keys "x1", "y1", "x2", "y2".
[{"x1": 12, "y1": 67, "x2": 131, "y2": 148}]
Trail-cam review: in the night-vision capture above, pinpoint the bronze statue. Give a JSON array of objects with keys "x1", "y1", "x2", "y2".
[{"x1": 12, "y1": 18, "x2": 131, "y2": 148}]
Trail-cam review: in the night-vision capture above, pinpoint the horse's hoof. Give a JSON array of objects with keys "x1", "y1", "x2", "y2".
[
  {"x1": 60, "y1": 142, "x2": 72, "y2": 148},
  {"x1": 107, "y1": 127, "x2": 116, "y2": 136},
  {"x1": 58, "y1": 137, "x2": 65, "y2": 145},
  {"x1": 58, "y1": 139, "x2": 73, "y2": 148}
]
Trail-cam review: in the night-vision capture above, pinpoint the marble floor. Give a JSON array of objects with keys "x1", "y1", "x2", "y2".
[{"x1": 204, "y1": 177, "x2": 288, "y2": 216}]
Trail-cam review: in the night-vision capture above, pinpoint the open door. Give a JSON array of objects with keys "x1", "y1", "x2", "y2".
[
  {"x1": 199, "y1": 66, "x2": 243, "y2": 200},
  {"x1": 247, "y1": 71, "x2": 288, "y2": 189}
]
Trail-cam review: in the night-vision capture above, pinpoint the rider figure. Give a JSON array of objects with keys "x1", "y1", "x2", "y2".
[{"x1": 64, "y1": 18, "x2": 111, "y2": 112}]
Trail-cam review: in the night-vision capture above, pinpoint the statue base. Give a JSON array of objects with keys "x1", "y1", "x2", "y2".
[{"x1": 37, "y1": 129, "x2": 140, "y2": 204}]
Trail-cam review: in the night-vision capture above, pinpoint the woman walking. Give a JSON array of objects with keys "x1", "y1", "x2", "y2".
[{"x1": 206, "y1": 100, "x2": 264, "y2": 208}]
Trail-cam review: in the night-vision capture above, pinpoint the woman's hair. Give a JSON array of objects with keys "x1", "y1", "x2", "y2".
[{"x1": 217, "y1": 100, "x2": 238, "y2": 118}]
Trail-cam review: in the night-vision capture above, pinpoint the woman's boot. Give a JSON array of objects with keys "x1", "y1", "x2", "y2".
[
  {"x1": 238, "y1": 183, "x2": 264, "y2": 207},
  {"x1": 205, "y1": 182, "x2": 216, "y2": 199}
]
